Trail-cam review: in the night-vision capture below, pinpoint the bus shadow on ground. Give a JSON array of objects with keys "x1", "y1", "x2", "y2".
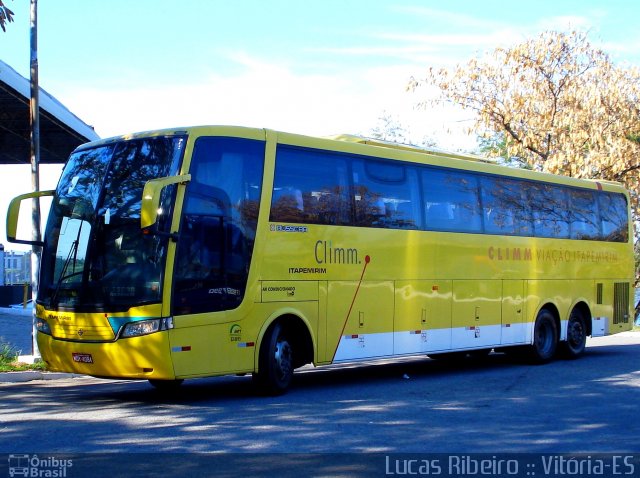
[
  {"x1": 2, "y1": 340, "x2": 639, "y2": 454},
  {"x1": 81, "y1": 340, "x2": 640, "y2": 406}
]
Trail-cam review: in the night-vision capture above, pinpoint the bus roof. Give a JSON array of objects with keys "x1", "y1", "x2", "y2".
[
  {"x1": 324, "y1": 133, "x2": 625, "y2": 192},
  {"x1": 74, "y1": 125, "x2": 626, "y2": 194},
  {"x1": 328, "y1": 134, "x2": 496, "y2": 164}
]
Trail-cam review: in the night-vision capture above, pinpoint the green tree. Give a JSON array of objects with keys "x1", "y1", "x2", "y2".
[
  {"x1": 478, "y1": 131, "x2": 530, "y2": 169},
  {"x1": 369, "y1": 111, "x2": 411, "y2": 144},
  {"x1": 410, "y1": 30, "x2": 640, "y2": 221},
  {"x1": 369, "y1": 110, "x2": 437, "y2": 148},
  {"x1": 0, "y1": 0, "x2": 13, "y2": 32}
]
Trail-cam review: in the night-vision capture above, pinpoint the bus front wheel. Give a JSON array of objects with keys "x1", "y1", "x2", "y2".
[
  {"x1": 528, "y1": 309, "x2": 558, "y2": 364},
  {"x1": 254, "y1": 322, "x2": 294, "y2": 395}
]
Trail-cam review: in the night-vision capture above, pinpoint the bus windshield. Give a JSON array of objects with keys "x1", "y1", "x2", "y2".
[{"x1": 39, "y1": 135, "x2": 186, "y2": 311}]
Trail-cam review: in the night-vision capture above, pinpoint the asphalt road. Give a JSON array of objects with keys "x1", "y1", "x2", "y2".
[
  {"x1": 0, "y1": 308, "x2": 33, "y2": 355},
  {"x1": 1, "y1": 333, "x2": 639, "y2": 456}
]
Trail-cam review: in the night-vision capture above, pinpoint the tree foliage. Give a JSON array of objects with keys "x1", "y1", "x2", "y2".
[
  {"x1": 478, "y1": 131, "x2": 530, "y2": 169},
  {"x1": 410, "y1": 30, "x2": 640, "y2": 222},
  {"x1": 369, "y1": 110, "x2": 437, "y2": 148},
  {"x1": 369, "y1": 111, "x2": 412, "y2": 144},
  {"x1": 0, "y1": 0, "x2": 13, "y2": 32}
]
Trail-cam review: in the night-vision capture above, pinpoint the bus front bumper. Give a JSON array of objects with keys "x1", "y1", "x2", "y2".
[{"x1": 37, "y1": 331, "x2": 176, "y2": 380}]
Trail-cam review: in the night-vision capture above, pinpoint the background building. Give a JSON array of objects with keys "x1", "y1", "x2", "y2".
[
  {"x1": 2, "y1": 247, "x2": 32, "y2": 285},
  {"x1": 0, "y1": 243, "x2": 32, "y2": 306}
]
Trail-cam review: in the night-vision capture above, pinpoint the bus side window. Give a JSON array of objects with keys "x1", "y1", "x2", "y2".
[
  {"x1": 600, "y1": 192, "x2": 628, "y2": 242},
  {"x1": 569, "y1": 189, "x2": 601, "y2": 240},
  {"x1": 271, "y1": 186, "x2": 305, "y2": 222},
  {"x1": 530, "y1": 183, "x2": 570, "y2": 238},
  {"x1": 426, "y1": 203, "x2": 450, "y2": 229},
  {"x1": 423, "y1": 169, "x2": 481, "y2": 233},
  {"x1": 352, "y1": 158, "x2": 421, "y2": 230},
  {"x1": 481, "y1": 176, "x2": 532, "y2": 236},
  {"x1": 271, "y1": 146, "x2": 350, "y2": 225}
]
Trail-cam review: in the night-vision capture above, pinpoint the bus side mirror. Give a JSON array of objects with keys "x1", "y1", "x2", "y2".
[
  {"x1": 6, "y1": 190, "x2": 55, "y2": 246},
  {"x1": 141, "y1": 174, "x2": 191, "y2": 229}
]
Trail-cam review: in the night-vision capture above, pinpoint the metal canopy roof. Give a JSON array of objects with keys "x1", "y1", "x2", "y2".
[{"x1": 0, "y1": 59, "x2": 100, "y2": 164}]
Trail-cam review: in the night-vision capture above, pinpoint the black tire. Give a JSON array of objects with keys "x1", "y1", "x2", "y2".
[
  {"x1": 528, "y1": 309, "x2": 558, "y2": 364},
  {"x1": 148, "y1": 379, "x2": 184, "y2": 390},
  {"x1": 560, "y1": 308, "x2": 587, "y2": 359},
  {"x1": 254, "y1": 323, "x2": 294, "y2": 395}
]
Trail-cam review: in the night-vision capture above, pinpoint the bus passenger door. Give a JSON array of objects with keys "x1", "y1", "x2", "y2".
[
  {"x1": 169, "y1": 136, "x2": 265, "y2": 377},
  {"x1": 394, "y1": 280, "x2": 452, "y2": 354},
  {"x1": 327, "y1": 281, "x2": 394, "y2": 362},
  {"x1": 501, "y1": 280, "x2": 526, "y2": 344}
]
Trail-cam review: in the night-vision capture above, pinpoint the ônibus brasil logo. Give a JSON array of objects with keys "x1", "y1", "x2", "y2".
[{"x1": 8, "y1": 454, "x2": 72, "y2": 477}]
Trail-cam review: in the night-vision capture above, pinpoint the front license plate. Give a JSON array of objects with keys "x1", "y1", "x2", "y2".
[{"x1": 72, "y1": 353, "x2": 94, "y2": 364}]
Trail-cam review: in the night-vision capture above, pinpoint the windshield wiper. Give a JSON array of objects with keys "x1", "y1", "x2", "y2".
[{"x1": 50, "y1": 220, "x2": 84, "y2": 306}]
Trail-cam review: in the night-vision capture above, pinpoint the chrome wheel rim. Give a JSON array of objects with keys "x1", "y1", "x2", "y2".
[
  {"x1": 567, "y1": 318, "x2": 584, "y2": 349},
  {"x1": 536, "y1": 321, "x2": 553, "y2": 355},
  {"x1": 274, "y1": 338, "x2": 292, "y2": 382}
]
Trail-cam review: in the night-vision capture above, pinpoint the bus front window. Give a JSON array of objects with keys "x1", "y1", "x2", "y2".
[{"x1": 40, "y1": 136, "x2": 186, "y2": 311}]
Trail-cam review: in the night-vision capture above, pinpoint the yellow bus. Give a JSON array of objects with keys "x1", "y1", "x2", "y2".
[{"x1": 7, "y1": 126, "x2": 635, "y2": 393}]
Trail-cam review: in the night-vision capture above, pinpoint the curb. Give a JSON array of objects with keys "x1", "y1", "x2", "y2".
[
  {"x1": 0, "y1": 371, "x2": 78, "y2": 383},
  {"x1": 1, "y1": 354, "x2": 78, "y2": 383},
  {"x1": 2, "y1": 333, "x2": 637, "y2": 383}
]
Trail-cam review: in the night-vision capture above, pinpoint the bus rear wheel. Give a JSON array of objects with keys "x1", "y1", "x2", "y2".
[
  {"x1": 528, "y1": 309, "x2": 558, "y2": 364},
  {"x1": 560, "y1": 308, "x2": 587, "y2": 359},
  {"x1": 254, "y1": 322, "x2": 294, "y2": 395}
]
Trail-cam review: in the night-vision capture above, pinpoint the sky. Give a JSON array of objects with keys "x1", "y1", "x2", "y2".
[{"x1": 2, "y1": 0, "x2": 640, "y2": 250}]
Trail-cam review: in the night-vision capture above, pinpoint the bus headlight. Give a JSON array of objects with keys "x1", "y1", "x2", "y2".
[
  {"x1": 121, "y1": 317, "x2": 174, "y2": 338},
  {"x1": 36, "y1": 318, "x2": 51, "y2": 335}
]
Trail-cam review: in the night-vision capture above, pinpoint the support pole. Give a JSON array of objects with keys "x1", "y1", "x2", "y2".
[{"x1": 29, "y1": 0, "x2": 41, "y2": 358}]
